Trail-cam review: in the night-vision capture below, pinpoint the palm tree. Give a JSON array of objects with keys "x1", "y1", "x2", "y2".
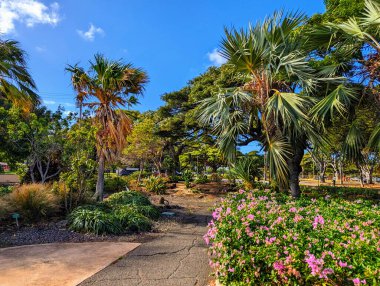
[
  {"x1": 309, "y1": 0, "x2": 380, "y2": 168},
  {"x1": 198, "y1": 12, "x2": 329, "y2": 197},
  {"x1": 0, "y1": 39, "x2": 39, "y2": 110},
  {"x1": 66, "y1": 54, "x2": 148, "y2": 200}
]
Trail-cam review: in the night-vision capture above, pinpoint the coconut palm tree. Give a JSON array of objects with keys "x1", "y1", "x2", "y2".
[
  {"x1": 0, "y1": 39, "x2": 39, "y2": 110},
  {"x1": 66, "y1": 54, "x2": 148, "y2": 200},
  {"x1": 198, "y1": 12, "x2": 340, "y2": 197}
]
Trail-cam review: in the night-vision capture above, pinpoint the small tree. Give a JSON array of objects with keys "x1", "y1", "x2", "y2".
[{"x1": 67, "y1": 54, "x2": 148, "y2": 201}]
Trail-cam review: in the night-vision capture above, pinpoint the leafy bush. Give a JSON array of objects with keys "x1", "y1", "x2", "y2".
[
  {"x1": 182, "y1": 170, "x2": 193, "y2": 188},
  {"x1": 230, "y1": 157, "x2": 262, "y2": 189},
  {"x1": 132, "y1": 204, "x2": 160, "y2": 220},
  {"x1": 68, "y1": 191, "x2": 158, "y2": 234},
  {"x1": 68, "y1": 208, "x2": 122, "y2": 235},
  {"x1": 205, "y1": 189, "x2": 380, "y2": 285},
  {"x1": 168, "y1": 174, "x2": 182, "y2": 183},
  {"x1": 104, "y1": 176, "x2": 129, "y2": 193},
  {"x1": 8, "y1": 184, "x2": 58, "y2": 221},
  {"x1": 143, "y1": 175, "x2": 166, "y2": 194},
  {"x1": 114, "y1": 205, "x2": 152, "y2": 231},
  {"x1": 302, "y1": 185, "x2": 380, "y2": 201},
  {"x1": 106, "y1": 190, "x2": 151, "y2": 206},
  {"x1": 195, "y1": 174, "x2": 210, "y2": 184},
  {"x1": 0, "y1": 185, "x2": 12, "y2": 196}
]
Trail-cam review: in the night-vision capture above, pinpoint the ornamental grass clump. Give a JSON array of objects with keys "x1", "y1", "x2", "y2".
[{"x1": 205, "y1": 189, "x2": 380, "y2": 285}]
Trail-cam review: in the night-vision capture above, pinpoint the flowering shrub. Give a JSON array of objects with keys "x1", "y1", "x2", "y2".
[{"x1": 205, "y1": 190, "x2": 380, "y2": 285}]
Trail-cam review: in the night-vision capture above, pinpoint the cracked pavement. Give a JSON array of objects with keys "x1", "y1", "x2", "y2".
[{"x1": 79, "y1": 194, "x2": 215, "y2": 286}]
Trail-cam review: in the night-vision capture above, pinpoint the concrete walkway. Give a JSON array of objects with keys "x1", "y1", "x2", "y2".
[
  {"x1": 0, "y1": 242, "x2": 140, "y2": 286},
  {"x1": 80, "y1": 207, "x2": 212, "y2": 286}
]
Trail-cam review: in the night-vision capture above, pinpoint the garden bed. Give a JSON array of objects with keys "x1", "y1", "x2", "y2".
[{"x1": 205, "y1": 189, "x2": 380, "y2": 285}]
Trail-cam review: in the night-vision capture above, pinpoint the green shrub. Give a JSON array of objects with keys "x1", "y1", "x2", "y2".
[
  {"x1": 9, "y1": 184, "x2": 58, "y2": 221},
  {"x1": 68, "y1": 190, "x2": 158, "y2": 234},
  {"x1": 168, "y1": 174, "x2": 182, "y2": 183},
  {"x1": 104, "y1": 176, "x2": 129, "y2": 193},
  {"x1": 0, "y1": 185, "x2": 12, "y2": 197},
  {"x1": 205, "y1": 189, "x2": 380, "y2": 285},
  {"x1": 143, "y1": 176, "x2": 166, "y2": 194},
  {"x1": 132, "y1": 204, "x2": 160, "y2": 220},
  {"x1": 301, "y1": 185, "x2": 380, "y2": 201},
  {"x1": 182, "y1": 170, "x2": 193, "y2": 188},
  {"x1": 68, "y1": 208, "x2": 122, "y2": 235},
  {"x1": 114, "y1": 205, "x2": 152, "y2": 231},
  {"x1": 105, "y1": 190, "x2": 151, "y2": 206},
  {"x1": 194, "y1": 174, "x2": 209, "y2": 184}
]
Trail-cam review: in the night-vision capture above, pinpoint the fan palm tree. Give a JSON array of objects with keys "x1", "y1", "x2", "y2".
[
  {"x1": 309, "y1": 0, "x2": 380, "y2": 164},
  {"x1": 0, "y1": 39, "x2": 39, "y2": 110},
  {"x1": 66, "y1": 54, "x2": 148, "y2": 201},
  {"x1": 198, "y1": 12, "x2": 342, "y2": 198}
]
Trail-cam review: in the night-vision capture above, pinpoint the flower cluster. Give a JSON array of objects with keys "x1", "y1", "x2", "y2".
[{"x1": 205, "y1": 189, "x2": 380, "y2": 285}]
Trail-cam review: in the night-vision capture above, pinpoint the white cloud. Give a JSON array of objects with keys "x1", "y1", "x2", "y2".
[
  {"x1": 64, "y1": 102, "x2": 75, "y2": 107},
  {"x1": 0, "y1": 0, "x2": 60, "y2": 34},
  {"x1": 43, "y1": 100, "x2": 56, "y2": 105},
  {"x1": 35, "y1": 46, "x2": 46, "y2": 52},
  {"x1": 77, "y1": 24, "x2": 104, "y2": 41},
  {"x1": 207, "y1": 48, "x2": 227, "y2": 66}
]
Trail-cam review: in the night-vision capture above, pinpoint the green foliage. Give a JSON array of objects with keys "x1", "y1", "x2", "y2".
[
  {"x1": 68, "y1": 191, "x2": 157, "y2": 234},
  {"x1": 105, "y1": 190, "x2": 151, "y2": 206},
  {"x1": 59, "y1": 117, "x2": 97, "y2": 211},
  {"x1": 104, "y1": 176, "x2": 129, "y2": 193},
  {"x1": 8, "y1": 184, "x2": 58, "y2": 222},
  {"x1": 143, "y1": 175, "x2": 166, "y2": 194},
  {"x1": 114, "y1": 205, "x2": 152, "y2": 231},
  {"x1": 0, "y1": 185, "x2": 12, "y2": 196},
  {"x1": 206, "y1": 189, "x2": 380, "y2": 285},
  {"x1": 230, "y1": 156, "x2": 263, "y2": 189},
  {"x1": 123, "y1": 116, "x2": 165, "y2": 173},
  {"x1": 0, "y1": 38, "x2": 38, "y2": 109},
  {"x1": 194, "y1": 174, "x2": 209, "y2": 184},
  {"x1": 68, "y1": 208, "x2": 123, "y2": 235},
  {"x1": 182, "y1": 170, "x2": 193, "y2": 188}
]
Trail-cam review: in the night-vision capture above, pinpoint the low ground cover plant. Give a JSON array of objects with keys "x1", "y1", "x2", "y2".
[
  {"x1": 205, "y1": 189, "x2": 380, "y2": 285},
  {"x1": 68, "y1": 190, "x2": 158, "y2": 235}
]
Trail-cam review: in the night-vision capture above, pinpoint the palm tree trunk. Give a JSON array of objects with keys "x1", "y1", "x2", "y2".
[
  {"x1": 94, "y1": 154, "x2": 105, "y2": 201},
  {"x1": 288, "y1": 141, "x2": 305, "y2": 199}
]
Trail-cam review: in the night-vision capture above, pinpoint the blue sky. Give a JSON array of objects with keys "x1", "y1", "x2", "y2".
[{"x1": 1, "y1": 0, "x2": 325, "y2": 152}]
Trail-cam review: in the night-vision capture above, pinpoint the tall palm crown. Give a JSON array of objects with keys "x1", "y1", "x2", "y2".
[
  {"x1": 199, "y1": 12, "x2": 320, "y2": 191},
  {"x1": 310, "y1": 0, "x2": 380, "y2": 160},
  {"x1": 66, "y1": 54, "x2": 148, "y2": 200},
  {"x1": 0, "y1": 39, "x2": 39, "y2": 110}
]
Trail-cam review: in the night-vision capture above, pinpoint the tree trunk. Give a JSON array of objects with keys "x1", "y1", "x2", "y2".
[
  {"x1": 94, "y1": 154, "x2": 105, "y2": 201},
  {"x1": 320, "y1": 163, "x2": 326, "y2": 183},
  {"x1": 288, "y1": 142, "x2": 305, "y2": 199},
  {"x1": 339, "y1": 161, "x2": 344, "y2": 185}
]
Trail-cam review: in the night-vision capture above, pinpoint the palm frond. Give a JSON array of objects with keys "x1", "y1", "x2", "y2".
[
  {"x1": 368, "y1": 122, "x2": 380, "y2": 150},
  {"x1": 266, "y1": 136, "x2": 291, "y2": 188},
  {"x1": 343, "y1": 121, "x2": 364, "y2": 161},
  {"x1": 310, "y1": 85, "x2": 358, "y2": 121},
  {"x1": 266, "y1": 91, "x2": 310, "y2": 136}
]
